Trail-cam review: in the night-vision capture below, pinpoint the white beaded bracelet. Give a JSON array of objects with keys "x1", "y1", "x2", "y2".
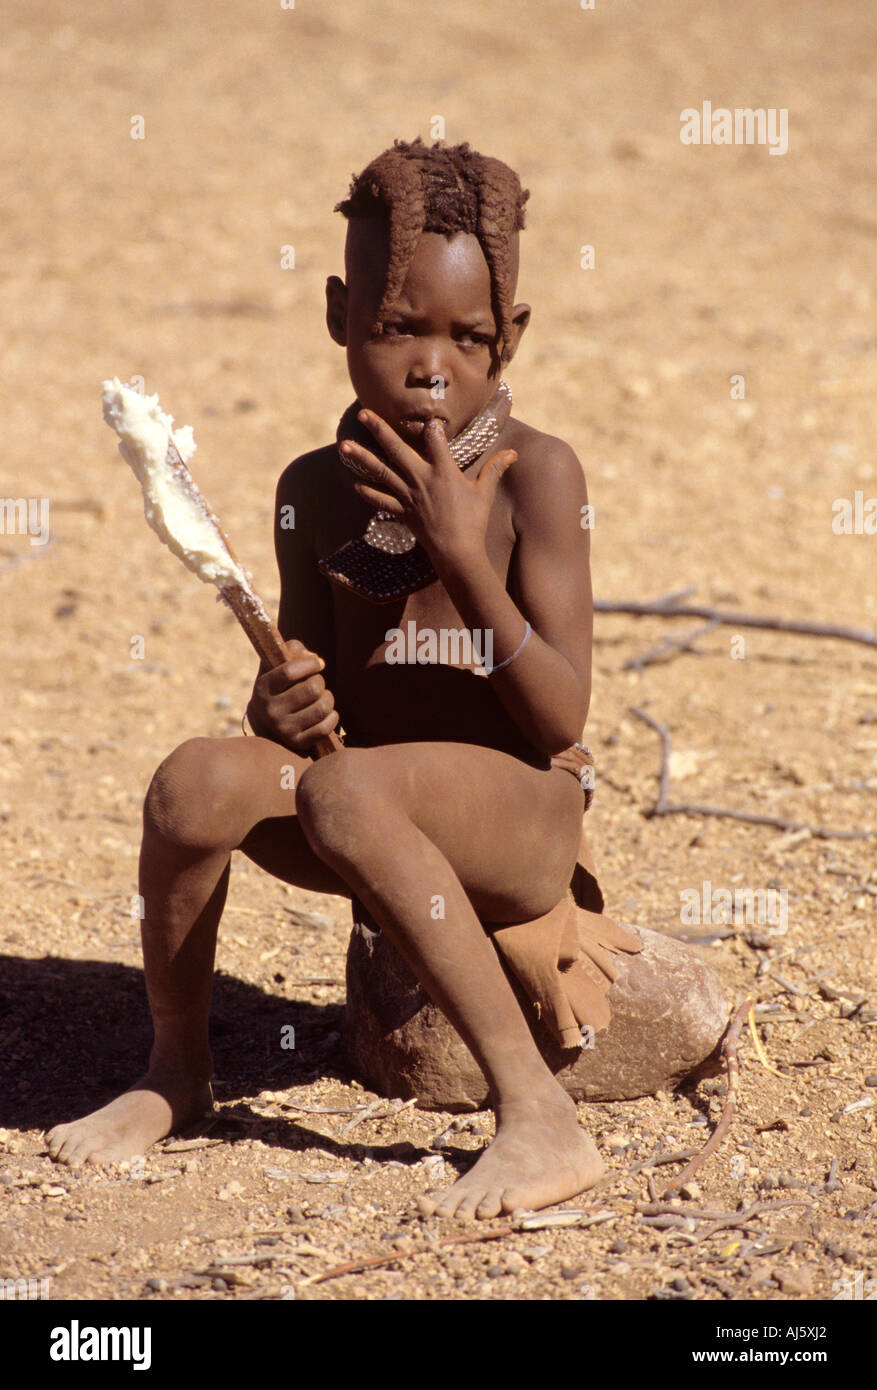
[{"x1": 485, "y1": 621, "x2": 532, "y2": 675}]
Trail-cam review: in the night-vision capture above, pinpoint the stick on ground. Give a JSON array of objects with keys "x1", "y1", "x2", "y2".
[
  {"x1": 596, "y1": 593, "x2": 877, "y2": 651},
  {"x1": 630, "y1": 705, "x2": 873, "y2": 840},
  {"x1": 659, "y1": 997, "x2": 751, "y2": 1197}
]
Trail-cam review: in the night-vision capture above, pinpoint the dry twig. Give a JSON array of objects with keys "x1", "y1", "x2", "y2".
[
  {"x1": 629, "y1": 1148, "x2": 698, "y2": 1176},
  {"x1": 659, "y1": 997, "x2": 751, "y2": 1196},
  {"x1": 596, "y1": 593, "x2": 877, "y2": 650},
  {"x1": 747, "y1": 1002, "x2": 787, "y2": 1079},
  {"x1": 300, "y1": 1223, "x2": 517, "y2": 1286},
  {"x1": 622, "y1": 619, "x2": 722, "y2": 672},
  {"x1": 630, "y1": 706, "x2": 873, "y2": 839}
]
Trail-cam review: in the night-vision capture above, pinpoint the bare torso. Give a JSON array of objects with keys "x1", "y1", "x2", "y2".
[{"x1": 296, "y1": 418, "x2": 553, "y2": 765}]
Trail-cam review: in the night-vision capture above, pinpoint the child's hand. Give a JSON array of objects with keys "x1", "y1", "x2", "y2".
[
  {"x1": 245, "y1": 639, "x2": 339, "y2": 753},
  {"x1": 339, "y1": 409, "x2": 516, "y2": 572}
]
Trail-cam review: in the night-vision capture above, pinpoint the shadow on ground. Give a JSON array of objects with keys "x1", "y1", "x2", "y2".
[{"x1": 0, "y1": 954, "x2": 348, "y2": 1133}]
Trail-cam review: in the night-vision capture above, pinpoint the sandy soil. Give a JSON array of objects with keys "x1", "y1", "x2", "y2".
[{"x1": 1, "y1": 0, "x2": 875, "y2": 1303}]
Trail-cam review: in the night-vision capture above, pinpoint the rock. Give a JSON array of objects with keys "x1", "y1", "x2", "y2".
[
  {"x1": 778, "y1": 1266, "x2": 815, "y2": 1296},
  {"x1": 344, "y1": 914, "x2": 728, "y2": 1110},
  {"x1": 601, "y1": 1131, "x2": 628, "y2": 1148}
]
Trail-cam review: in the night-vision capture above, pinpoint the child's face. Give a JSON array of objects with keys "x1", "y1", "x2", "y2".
[{"x1": 327, "y1": 225, "x2": 528, "y2": 450}]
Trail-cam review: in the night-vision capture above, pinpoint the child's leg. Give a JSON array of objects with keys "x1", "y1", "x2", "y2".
[
  {"x1": 47, "y1": 735, "x2": 348, "y2": 1166},
  {"x1": 294, "y1": 741, "x2": 601, "y2": 1219}
]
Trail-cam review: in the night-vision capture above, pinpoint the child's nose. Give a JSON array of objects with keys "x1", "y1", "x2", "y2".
[{"x1": 406, "y1": 339, "x2": 453, "y2": 387}]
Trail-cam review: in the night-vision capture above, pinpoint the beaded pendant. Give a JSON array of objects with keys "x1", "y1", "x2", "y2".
[{"x1": 319, "y1": 382, "x2": 512, "y2": 603}]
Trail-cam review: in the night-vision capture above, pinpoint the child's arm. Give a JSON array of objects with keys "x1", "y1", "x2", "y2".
[
  {"x1": 437, "y1": 439, "x2": 592, "y2": 754},
  {"x1": 272, "y1": 452, "x2": 337, "y2": 683},
  {"x1": 246, "y1": 451, "x2": 341, "y2": 751}
]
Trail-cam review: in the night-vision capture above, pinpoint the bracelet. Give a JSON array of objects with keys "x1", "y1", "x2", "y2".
[
  {"x1": 485, "y1": 621, "x2": 531, "y2": 676},
  {"x1": 575, "y1": 741, "x2": 595, "y2": 812}
]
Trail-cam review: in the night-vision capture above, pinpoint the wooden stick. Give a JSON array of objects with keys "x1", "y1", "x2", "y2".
[
  {"x1": 300, "y1": 1223, "x2": 517, "y2": 1287},
  {"x1": 628, "y1": 1148, "x2": 698, "y2": 1175},
  {"x1": 622, "y1": 619, "x2": 721, "y2": 672},
  {"x1": 746, "y1": 1003, "x2": 786, "y2": 1079},
  {"x1": 630, "y1": 706, "x2": 873, "y2": 840},
  {"x1": 659, "y1": 997, "x2": 751, "y2": 1196},
  {"x1": 596, "y1": 595, "x2": 877, "y2": 651},
  {"x1": 161, "y1": 434, "x2": 343, "y2": 761},
  {"x1": 694, "y1": 1199, "x2": 806, "y2": 1243}
]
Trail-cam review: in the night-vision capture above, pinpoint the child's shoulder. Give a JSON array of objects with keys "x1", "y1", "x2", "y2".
[
  {"x1": 500, "y1": 417, "x2": 589, "y2": 513},
  {"x1": 275, "y1": 443, "x2": 339, "y2": 507}
]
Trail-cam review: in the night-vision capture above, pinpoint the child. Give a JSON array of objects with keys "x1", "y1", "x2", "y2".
[{"x1": 49, "y1": 138, "x2": 633, "y2": 1220}]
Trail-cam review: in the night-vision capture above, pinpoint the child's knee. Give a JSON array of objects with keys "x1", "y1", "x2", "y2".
[
  {"x1": 144, "y1": 737, "x2": 244, "y2": 850},
  {"x1": 295, "y1": 749, "x2": 386, "y2": 857}
]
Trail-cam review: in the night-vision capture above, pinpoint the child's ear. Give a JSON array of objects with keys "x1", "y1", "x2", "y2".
[
  {"x1": 326, "y1": 275, "x2": 347, "y2": 346},
  {"x1": 502, "y1": 302, "x2": 531, "y2": 364}
]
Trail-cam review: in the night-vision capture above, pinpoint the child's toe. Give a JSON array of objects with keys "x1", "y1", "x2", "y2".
[
  {"x1": 475, "y1": 1190, "x2": 504, "y2": 1220},
  {"x1": 452, "y1": 1188, "x2": 485, "y2": 1219}
]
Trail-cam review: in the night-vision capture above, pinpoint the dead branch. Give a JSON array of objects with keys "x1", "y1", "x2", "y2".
[
  {"x1": 596, "y1": 595, "x2": 877, "y2": 651},
  {"x1": 300, "y1": 1223, "x2": 517, "y2": 1286},
  {"x1": 694, "y1": 1199, "x2": 807, "y2": 1243},
  {"x1": 622, "y1": 619, "x2": 722, "y2": 672},
  {"x1": 628, "y1": 1148, "x2": 698, "y2": 1176},
  {"x1": 630, "y1": 705, "x2": 873, "y2": 839},
  {"x1": 659, "y1": 997, "x2": 751, "y2": 1197}
]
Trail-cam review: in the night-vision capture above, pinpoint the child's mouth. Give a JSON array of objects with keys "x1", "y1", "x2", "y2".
[{"x1": 399, "y1": 415, "x2": 448, "y2": 442}]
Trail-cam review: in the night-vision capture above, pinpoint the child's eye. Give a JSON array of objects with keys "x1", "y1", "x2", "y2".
[{"x1": 458, "y1": 332, "x2": 490, "y2": 348}]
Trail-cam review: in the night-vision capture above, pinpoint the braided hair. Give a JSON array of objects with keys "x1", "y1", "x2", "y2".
[{"x1": 335, "y1": 138, "x2": 529, "y2": 364}]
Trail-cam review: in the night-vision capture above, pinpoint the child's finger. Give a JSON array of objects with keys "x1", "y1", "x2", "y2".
[
  {"x1": 355, "y1": 409, "x2": 423, "y2": 483},
  {"x1": 261, "y1": 653, "x2": 325, "y2": 694},
  {"x1": 340, "y1": 439, "x2": 408, "y2": 499},
  {"x1": 277, "y1": 638, "x2": 308, "y2": 662},
  {"x1": 282, "y1": 697, "x2": 340, "y2": 749},
  {"x1": 421, "y1": 418, "x2": 456, "y2": 471},
  {"x1": 352, "y1": 480, "x2": 408, "y2": 514}
]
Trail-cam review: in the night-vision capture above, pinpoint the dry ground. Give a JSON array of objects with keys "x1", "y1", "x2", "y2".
[{"x1": 1, "y1": 0, "x2": 875, "y2": 1302}]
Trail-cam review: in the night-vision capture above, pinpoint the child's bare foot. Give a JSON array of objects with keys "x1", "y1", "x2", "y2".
[
  {"x1": 46, "y1": 1072, "x2": 213, "y2": 1167},
  {"x1": 417, "y1": 1091, "x2": 604, "y2": 1220}
]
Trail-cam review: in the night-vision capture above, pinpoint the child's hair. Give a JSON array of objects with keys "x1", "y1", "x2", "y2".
[{"x1": 335, "y1": 137, "x2": 529, "y2": 363}]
